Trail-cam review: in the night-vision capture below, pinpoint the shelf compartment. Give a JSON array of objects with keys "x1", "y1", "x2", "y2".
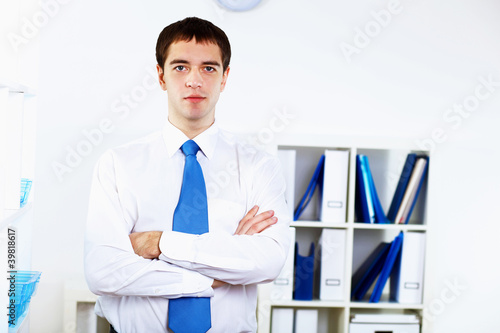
[
  {"x1": 271, "y1": 305, "x2": 347, "y2": 333},
  {"x1": 280, "y1": 145, "x2": 352, "y2": 223},
  {"x1": 354, "y1": 148, "x2": 429, "y2": 226}
]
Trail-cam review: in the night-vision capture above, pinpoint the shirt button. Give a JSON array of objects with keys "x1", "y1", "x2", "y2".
[{"x1": 155, "y1": 288, "x2": 160, "y2": 294}]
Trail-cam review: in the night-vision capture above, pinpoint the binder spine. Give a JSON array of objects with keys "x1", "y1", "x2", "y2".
[{"x1": 293, "y1": 242, "x2": 315, "y2": 301}]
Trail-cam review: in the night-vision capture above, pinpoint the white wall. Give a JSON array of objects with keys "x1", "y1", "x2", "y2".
[{"x1": 28, "y1": 0, "x2": 500, "y2": 332}]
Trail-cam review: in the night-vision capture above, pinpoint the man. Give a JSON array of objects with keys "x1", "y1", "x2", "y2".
[{"x1": 84, "y1": 17, "x2": 291, "y2": 332}]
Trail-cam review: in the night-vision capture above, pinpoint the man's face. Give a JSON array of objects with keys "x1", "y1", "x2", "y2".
[{"x1": 158, "y1": 38, "x2": 229, "y2": 129}]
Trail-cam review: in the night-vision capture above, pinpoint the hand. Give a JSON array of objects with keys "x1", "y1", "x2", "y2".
[
  {"x1": 212, "y1": 279, "x2": 227, "y2": 289},
  {"x1": 129, "y1": 231, "x2": 162, "y2": 259},
  {"x1": 234, "y1": 205, "x2": 277, "y2": 236}
]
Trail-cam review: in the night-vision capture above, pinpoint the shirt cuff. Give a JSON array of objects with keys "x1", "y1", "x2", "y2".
[
  {"x1": 159, "y1": 231, "x2": 197, "y2": 265},
  {"x1": 179, "y1": 268, "x2": 214, "y2": 298},
  {"x1": 159, "y1": 231, "x2": 213, "y2": 297}
]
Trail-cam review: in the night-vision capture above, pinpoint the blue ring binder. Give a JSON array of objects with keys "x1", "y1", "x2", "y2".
[{"x1": 294, "y1": 155, "x2": 325, "y2": 221}]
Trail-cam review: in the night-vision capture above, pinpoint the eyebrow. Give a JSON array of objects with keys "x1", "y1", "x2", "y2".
[{"x1": 169, "y1": 59, "x2": 221, "y2": 67}]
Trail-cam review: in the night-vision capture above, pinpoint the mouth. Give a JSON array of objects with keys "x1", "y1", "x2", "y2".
[{"x1": 184, "y1": 95, "x2": 206, "y2": 103}]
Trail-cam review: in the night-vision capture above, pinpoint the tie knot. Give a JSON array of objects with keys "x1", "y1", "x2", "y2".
[{"x1": 181, "y1": 140, "x2": 200, "y2": 156}]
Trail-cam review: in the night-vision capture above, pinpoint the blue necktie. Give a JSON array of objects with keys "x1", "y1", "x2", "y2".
[{"x1": 168, "y1": 140, "x2": 211, "y2": 333}]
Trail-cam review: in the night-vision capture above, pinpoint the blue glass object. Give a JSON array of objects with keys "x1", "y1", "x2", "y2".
[
  {"x1": 20, "y1": 178, "x2": 32, "y2": 207},
  {"x1": 8, "y1": 271, "x2": 41, "y2": 328}
]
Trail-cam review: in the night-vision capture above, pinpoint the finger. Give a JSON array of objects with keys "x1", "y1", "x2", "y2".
[
  {"x1": 236, "y1": 210, "x2": 275, "y2": 235},
  {"x1": 234, "y1": 205, "x2": 259, "y2": 234},
  {"x1": 241, "y1": 205, "x2": 259, "y2": 223},
  {"x1": 244, "y1": 216, "x2": 278, "y2": 235},
  {"x1": 236, "y1": 210, "x2": 271, "y2": 235}
]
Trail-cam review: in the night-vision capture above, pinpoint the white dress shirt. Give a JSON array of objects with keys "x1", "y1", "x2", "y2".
[{"x1": 84, "y1": 120, "x2": 291, "y2": 333}]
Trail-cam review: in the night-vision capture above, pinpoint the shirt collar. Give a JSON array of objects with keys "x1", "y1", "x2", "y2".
[{"x1": 162, "y1": 119, "x2": 219, "y2": 160}]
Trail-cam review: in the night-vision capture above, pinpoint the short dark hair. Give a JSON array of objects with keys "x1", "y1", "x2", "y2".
[{"x1": 156, "y1": 17, "x2": 231, "y2": 72}]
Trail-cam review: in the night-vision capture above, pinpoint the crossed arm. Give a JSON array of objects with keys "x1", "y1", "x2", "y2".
[
  {"x1": 85, "y1": 150, "x2": 290, "y2": 298},
  {"x1": 129, "y1": 206, "x2": 277, "y2": 288}
]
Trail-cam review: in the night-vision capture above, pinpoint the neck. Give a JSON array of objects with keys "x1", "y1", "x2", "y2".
[{"x1": 168, "y1": 116, "x2": 214, "y2": 139}]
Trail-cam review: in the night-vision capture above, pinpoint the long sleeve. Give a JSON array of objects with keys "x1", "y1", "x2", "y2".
[
  {"x1": 84, "y1": 124, "x2": 291, "y2": 332},
  {"x1": 159, "y1": 152, "x2": 292, "y2": 285},
  {"x1": 84, "y1": 150, "x2": 214, "y2": 298}
]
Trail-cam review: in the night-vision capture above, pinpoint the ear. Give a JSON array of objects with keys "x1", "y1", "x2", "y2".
[
  {"x1": 157, "y1": 64, "x2": 167, "y2": 91},
  {"x1": 220, "y1": 66, "x2": 230, "y2": 92}
]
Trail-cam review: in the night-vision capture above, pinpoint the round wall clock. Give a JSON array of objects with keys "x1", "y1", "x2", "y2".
[{"x1": 216, "y1": 0, "x2": 262, "y2": 11}]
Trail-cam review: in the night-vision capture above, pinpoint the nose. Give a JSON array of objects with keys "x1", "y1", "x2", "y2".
[{"x1": 186, "y1": 69, "x2": 202, "y2": 88}]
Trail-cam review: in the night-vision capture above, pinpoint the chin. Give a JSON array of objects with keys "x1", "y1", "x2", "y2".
[{"x1": 186, "y1": 110, "x2": 214, "y2": 121}]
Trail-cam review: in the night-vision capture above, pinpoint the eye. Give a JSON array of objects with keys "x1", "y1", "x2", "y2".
[
  {"x1": 204, "y1": 66, "x2": 215, "y2": 73},
  {"x1": 174, "y1": 65, "x2": 186, "y2": 71}
]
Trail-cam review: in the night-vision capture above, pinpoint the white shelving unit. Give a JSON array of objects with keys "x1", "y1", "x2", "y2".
[
  {"x1": 258, "y1": 135, "x2": 432, "y2": 333},
  {"x1": 1, "y1": 0, "x2": 40, "y2": 330},
  {"x1": 1, "y1": 82, "x2": 38, "y2": 333}
]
